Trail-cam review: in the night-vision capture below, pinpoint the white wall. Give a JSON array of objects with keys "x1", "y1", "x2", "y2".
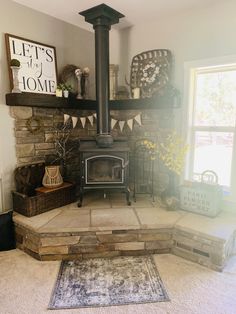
[
  {"x1": 0, "y1": 0, "x2": 94, "y2": 210},
  {"x1": 116, "y1": 0, "x2": 236, "y2": 94}
]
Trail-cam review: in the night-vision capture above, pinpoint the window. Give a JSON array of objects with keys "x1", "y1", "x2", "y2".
[{"x1": 185, "y1": 57, "x2": 236, "y2": 201}]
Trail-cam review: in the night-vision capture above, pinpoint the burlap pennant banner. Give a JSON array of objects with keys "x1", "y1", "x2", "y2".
[
  {"x1": 71, "y1": 116, "x2": 78, "y2": 128},
  {"x1": 63, "y1": 112, "x2": 142, "y2": 132},
  {"x1": 80, "y1": 117, "x2": 86, "y2": 128},
  {"x1": 87, "y1": 115, "x2": 94, "y2": 126},
  {"x1": 111, "y1": 118, "x2": 118, "y2": 130}
]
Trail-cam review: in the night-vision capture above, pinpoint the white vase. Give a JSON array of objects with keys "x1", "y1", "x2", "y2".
[
  {"x1": 11, "y1": 66, "x2": 21, "y2": 93},
  {"x1": 63, "y1": 90, "x2": 69, "y2": 98},
  {"x1": 42, "y1": 166, "x2": 63, "y2": 189}
]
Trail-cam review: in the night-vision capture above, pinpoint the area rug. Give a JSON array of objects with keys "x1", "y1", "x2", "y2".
[{"x1": 48, "y1": 255, "x2": 169, "y2": 309}]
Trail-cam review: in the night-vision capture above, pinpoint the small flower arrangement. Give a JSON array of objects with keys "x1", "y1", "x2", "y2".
[{"x1": 56, "y1": 83, "x2": 72, "y2": 91}]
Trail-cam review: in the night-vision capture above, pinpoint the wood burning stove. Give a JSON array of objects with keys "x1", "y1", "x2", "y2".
[
  {"x1": 77, "y1": 4, "x2": 131, "y2": 207},
  {"x1": 86, "y1": 156, "x2": 124, "y2": 184},
  {"x1": 78, "y1": 141, "x2": 130, "y2": 207}
]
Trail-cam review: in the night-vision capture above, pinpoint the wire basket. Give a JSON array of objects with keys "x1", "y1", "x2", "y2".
[{"x1": 180, "y1": 171, "x2": 222, "y2": 217}]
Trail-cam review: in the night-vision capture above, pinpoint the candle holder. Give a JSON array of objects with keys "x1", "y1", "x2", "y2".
[
  {"x1": 82, "y1": 67, "x2": 90, "y2": 99},
  {"x1": 11, "y1": 66, "x2": 21, "y2": 93},
  {"x1": 75, "y1": 68, "x2": 83, "y2": 99}
]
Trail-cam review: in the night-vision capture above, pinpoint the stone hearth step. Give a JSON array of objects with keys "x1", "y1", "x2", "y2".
[{"x1": 13, "y1": 193, "x2": 236, "y2": 271}]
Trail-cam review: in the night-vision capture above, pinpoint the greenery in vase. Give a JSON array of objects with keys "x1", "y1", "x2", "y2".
[
  {"x1": 140, "y1": 132, "x2": 188, "y2": 203},
  {"x1": 157, "y1": 131, "x2": 189, "y2": 176},
  {"x1": 57, "y1": 83, "x2": 73, "y2": 91},
  {"x1": 140, "y1": 132, "x2": 188, "y2": 173},
  {"x1": 48, "y1": 120, "x2": 79, "y2": 178}
]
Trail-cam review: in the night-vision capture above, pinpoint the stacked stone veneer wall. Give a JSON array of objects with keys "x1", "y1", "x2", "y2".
[
  {"x1": 14, "y1": 222, "x2": 234, "y2": 271},
  {"x1": 10, "y1": 106, "x2": 174, "y2": 189},
  {"x1": 15, "y1": 224, "x2": 173, "y2": 262}
]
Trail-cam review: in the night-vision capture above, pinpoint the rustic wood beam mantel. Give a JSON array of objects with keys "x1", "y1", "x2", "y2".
[{"x1": 6, "y1": 91, "x2": 180, "y2": 111}]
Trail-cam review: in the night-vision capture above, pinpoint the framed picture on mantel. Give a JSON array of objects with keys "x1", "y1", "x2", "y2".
[{"x1": 5, "y1": 33, "x2": 58, "y2": 94}]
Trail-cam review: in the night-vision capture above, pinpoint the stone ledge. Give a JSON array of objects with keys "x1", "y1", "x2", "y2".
[{"x1": 13, "y1": 208, "x2": 236, "y2": 271}]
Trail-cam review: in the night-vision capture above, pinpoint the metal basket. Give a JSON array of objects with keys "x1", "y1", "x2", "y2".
[{"x1": 180, "y1": 171, "x2": 222, "y2": 217}]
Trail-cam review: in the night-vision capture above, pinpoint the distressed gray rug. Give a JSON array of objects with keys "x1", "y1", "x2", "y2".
[{"x1": 48, "y1": 255, "x2": 169, "y2": 309}]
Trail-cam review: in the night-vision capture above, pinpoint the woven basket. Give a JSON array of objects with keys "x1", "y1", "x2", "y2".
[
  {"x1": 42, "y1": 166, "x2": 63, "y2": 188},
  {"x1": 12, "y1": 182, "x2": 76, "y2": 217}
]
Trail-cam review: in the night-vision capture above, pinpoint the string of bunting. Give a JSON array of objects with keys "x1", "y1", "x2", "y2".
[{"x1": 63, "y1": 113, "x2": 142, "y2": 132}]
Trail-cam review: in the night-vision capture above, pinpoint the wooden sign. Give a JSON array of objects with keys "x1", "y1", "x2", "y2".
[{"x1": 5, "y1": 33, "x2": 58, "y2": 94}]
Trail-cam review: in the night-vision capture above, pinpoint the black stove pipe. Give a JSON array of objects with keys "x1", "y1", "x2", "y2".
[{"x1": 80, "y1": 4, "x2": 124, "y2": 147}]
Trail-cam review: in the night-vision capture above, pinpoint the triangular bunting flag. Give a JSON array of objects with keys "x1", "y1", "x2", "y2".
[
  {"x1": 64, "y1": 114, "x2": 70, "y2": 124},
  {"x1": 127, "y1": 119, "x2": 134, "y2": 130},
  {"x1": 80, "y1": 117, "x2": 86, "y2": 128},
  {"x1": 71, "y1": 116, "x2": 78, "y2": 128},
  {"x1": 134, "y1": 114, "x2": 142, "y2": 126},
  {"x1": 88, "y1": 115, "x2": 93, "y2": 126},
  {"x1": 111, "y1": 118, "x2": 117, "y2": 130},
  {"x1": 119, "y1": 120, "x2": 125, "y2": 132},
  {"x1": 93, "y1": 113, "x2": 97, "y2": 119}
]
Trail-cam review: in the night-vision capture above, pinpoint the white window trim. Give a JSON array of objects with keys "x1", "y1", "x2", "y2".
[{"x1": 183, "y1": 55, "x2": 236, "y2": 209}]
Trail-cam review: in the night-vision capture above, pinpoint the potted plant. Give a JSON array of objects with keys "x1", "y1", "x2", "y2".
[
  {"x1": 157, "y1": 131, "x2": 188, "y2": 210},
  {"x1": 10, "y1": 59, "x2": 21, "y2": 67},
  {"x1": 55, "y1": 83, "x2": 63, "y2": 97},
  {"x1": 62, "y1": 83, "x2": 72, "y2": 98},
  {"x1": 56, "y1": 83, "x2": 72, "y2": 98},
  {"x1": 10, "y1": 59, "x2": 21, "y2": 93}
]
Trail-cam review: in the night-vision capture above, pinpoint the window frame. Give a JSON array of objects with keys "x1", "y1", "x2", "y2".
[{"x1": 183, "y1": 55, "x2": 236, "y2": 205}]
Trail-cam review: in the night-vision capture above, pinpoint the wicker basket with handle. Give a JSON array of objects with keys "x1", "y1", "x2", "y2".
[
  {"x1": 12, "y1": 163, "x2": 76, "y2": 217},
  {"x1": 42, "y1": 165, "x2": 63, "y2": 188},
  {"x1": 180, "y1": 171, "x2": 222, "y2": 217}
]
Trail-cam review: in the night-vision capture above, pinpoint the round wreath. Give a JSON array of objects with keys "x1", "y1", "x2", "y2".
[
  {"x1": 60, "y1": 64, "x2": 79, "y2": 83},
  {"x1": 59, "y1": 64, "x2": 81, "y2": 95},
  {"x1": 26, "y1": 116, "x2": 43, "y2": 134}
]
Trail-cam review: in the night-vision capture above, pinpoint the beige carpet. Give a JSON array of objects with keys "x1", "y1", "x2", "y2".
[{"x1": 0, "y1": 250, "x2": 236, "y2": 314}]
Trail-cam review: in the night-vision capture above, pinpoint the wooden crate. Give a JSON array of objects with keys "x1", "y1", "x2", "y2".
[{"x1": 12, "y1": 182, "x2": 76, "y2": 217}]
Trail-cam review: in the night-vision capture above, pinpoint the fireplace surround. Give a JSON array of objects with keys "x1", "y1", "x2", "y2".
[{"x1": 6, "y1": 4, "x2": 178, "y2": 208}]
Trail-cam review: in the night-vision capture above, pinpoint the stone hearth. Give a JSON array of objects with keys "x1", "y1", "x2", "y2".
[{"x1": 13, "y1": 192, "x2": 236, "y2": 271}]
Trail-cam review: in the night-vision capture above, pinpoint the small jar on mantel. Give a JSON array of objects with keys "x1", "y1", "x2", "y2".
[{"x1": 56, "y1": 88, "x2": 63, "y2": 97}]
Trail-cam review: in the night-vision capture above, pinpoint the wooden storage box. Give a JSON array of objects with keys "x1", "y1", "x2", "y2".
[{"x1": 12, "y1": 182, "x2": 76, "y2": 217}]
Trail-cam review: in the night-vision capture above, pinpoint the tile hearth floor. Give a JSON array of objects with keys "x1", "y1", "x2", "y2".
[{"x1": 13, "y1": 191, "x2": 236, "y2": 271}]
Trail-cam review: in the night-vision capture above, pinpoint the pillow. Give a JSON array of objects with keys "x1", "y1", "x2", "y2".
[{"x1": 0, "y1": 211, "x2": 16, "y2": 251}]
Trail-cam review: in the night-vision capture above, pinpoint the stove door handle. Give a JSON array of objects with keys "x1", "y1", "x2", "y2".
[{"x1": 122, "y1": 160, "x2": 129, "y2": 169}]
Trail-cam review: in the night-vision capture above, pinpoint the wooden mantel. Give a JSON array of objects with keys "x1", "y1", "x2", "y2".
[{"x1": 5, "y1": 90, "x2": 180, "y2": 111}]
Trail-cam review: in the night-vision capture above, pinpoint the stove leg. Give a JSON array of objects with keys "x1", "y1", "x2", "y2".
[
  {"x1": 126, "y1": 187, "x2": 131, "y2": 206},
  {"x1": 77, "y1": 187, "x2": 83, "y2": 207}
]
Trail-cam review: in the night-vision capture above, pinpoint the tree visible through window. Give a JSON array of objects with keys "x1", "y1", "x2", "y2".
[{"x1": 189, "y1": 67, "x2": 236, "y2": 188}]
